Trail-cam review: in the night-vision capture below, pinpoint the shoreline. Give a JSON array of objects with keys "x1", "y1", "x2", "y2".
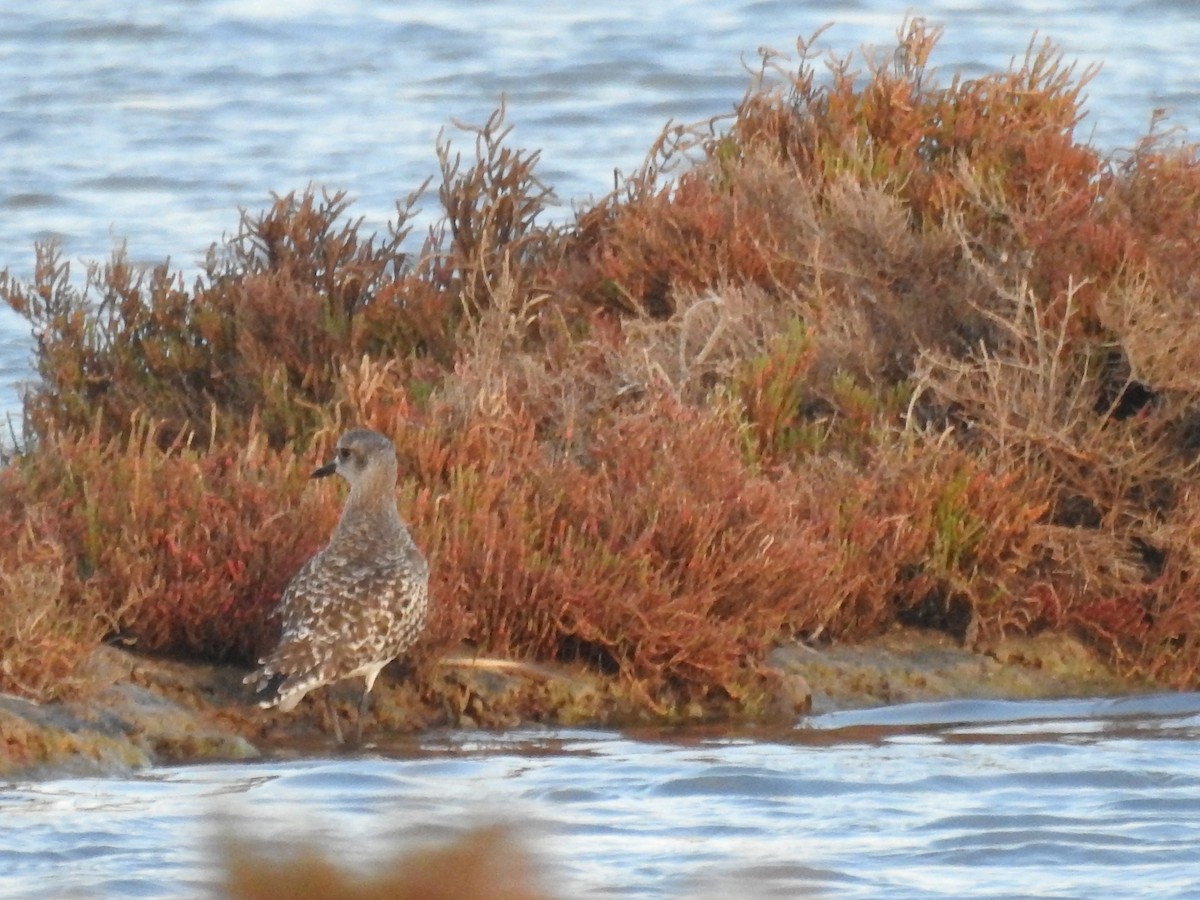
[{"x1": 0, "y1": 626, "x2": 1159, "y2": 781}]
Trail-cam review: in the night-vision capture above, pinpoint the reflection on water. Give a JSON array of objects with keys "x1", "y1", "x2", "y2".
[{"x1": 2, "y1": 694, "x2": 1199, "y2": 898}]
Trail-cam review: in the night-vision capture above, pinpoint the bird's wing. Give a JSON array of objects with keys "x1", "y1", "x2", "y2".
[{"x1": 250, "y1": 548, "x2": 427, "y2": 699}]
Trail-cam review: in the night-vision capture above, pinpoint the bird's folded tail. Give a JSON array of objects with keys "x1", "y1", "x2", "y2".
[
  {"x1": 244, "y1": 661, "x2": 327, "y2": 712},
  {"x1": 243, "y1": 667, "x2": 290, "y2": 709}
]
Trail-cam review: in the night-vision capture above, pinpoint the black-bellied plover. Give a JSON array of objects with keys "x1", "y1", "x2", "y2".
[{"x1": 245, "y1": 428, "x2": 429, "y2": 744}]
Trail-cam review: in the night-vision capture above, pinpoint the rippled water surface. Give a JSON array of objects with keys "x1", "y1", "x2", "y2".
[
  {"x1": 3, "y1": 694, "x2": 1200, "y2": 898},
  {"x1": 2, "y1": 0, "x2": 1200, "y2": 424}
]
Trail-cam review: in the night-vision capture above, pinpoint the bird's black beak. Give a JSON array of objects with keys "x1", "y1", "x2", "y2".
[{"x1": 311, "y1": 460, "x2": 338, "y2": 479}]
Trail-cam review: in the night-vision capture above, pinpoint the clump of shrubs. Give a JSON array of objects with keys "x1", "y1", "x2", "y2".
[{"x1": 2, "y1": 18, "x2": 1200, "y2": 712}]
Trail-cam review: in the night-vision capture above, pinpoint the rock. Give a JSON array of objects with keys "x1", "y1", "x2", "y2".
[
  {"x1": 768, "y1": 627, "x2": 1145, "y2": 715},
  {"x1": 0, "y1": 646, "x2": 258, "y2": 779},
  {"x1": 0, "y1": 692, "x2": 152, "y2": 777}
]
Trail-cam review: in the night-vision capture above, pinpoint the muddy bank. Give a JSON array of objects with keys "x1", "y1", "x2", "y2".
[{"x1": 0, "y1": 626, "x2": 1157, "y2": 780}]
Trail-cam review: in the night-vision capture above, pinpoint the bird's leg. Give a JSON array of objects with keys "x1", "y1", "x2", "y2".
[
  {"x1": 354, "y1": 683, "x2": 371, "y2": 747},
  {"x1": 324, "y1": 690, "x2": 345, "y2": 745}
]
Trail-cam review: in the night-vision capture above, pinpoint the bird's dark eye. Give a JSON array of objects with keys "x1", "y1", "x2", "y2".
[{"x1": 338, "y1": 447, "x2": 351, "y2": 461}]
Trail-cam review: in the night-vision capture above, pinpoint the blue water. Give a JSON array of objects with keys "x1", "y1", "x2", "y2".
[
  {"x1": 1, "y1": 1, "x2": 1199, "y2": 425},
  {"x1": 3, "y1": 694, "x2": 1200, "y2": 898}
]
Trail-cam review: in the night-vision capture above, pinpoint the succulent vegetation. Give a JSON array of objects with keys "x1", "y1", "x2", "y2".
[{"x1": 3, "y1": 19, "x2": 1200, "y2": 716}]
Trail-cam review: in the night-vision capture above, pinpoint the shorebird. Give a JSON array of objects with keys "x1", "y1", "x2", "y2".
[{"x1": 245, "y1": 428, "x2": 429, "y2": 745}]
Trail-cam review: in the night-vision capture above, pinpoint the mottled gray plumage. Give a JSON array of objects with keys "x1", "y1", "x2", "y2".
[{"x1": 244, "y1": 428, "x2": 429, "y2": 743}]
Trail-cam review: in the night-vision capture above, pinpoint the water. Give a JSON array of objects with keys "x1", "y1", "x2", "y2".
[
  {"x1": 2, "y1": 1, "x2": 1199, "y2": 426},
  {"x1": 3, "y1": 693, "x2": 1200, "y2": 898}
]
